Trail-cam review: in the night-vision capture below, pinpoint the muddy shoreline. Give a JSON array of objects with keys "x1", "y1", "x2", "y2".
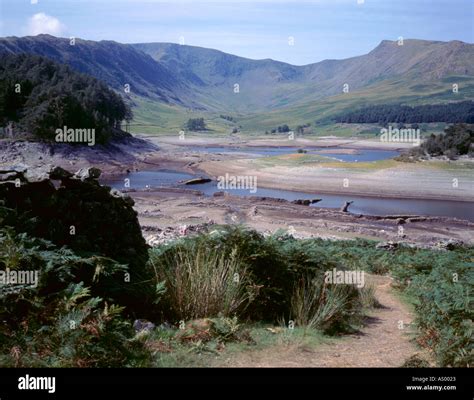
[
  {"x1": 1, "y1": 136, "x2": 473, "y2": 245},
  {"x1": 129, "y1": 187, "x2": 474, "y2": 246}
]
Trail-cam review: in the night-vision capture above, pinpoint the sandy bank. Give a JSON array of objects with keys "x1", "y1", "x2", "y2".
[
  {"x1": 197, "y1": 157, "x2": 474, "y2": 202},
  {"x1": 140, "y1": 134, "x2": 414, "y2": 151}
]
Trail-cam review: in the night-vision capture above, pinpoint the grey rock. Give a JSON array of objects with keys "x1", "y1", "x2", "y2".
[
  {"x1": 109, "y1": 188, "x2": 123, "y2": 198},
  {"x1": 437, "y1": 239, "x2": 464, "y2": 250},
  {"x1": 24, "y1": 170, "x2": 50, "y2": 183},
  {"x1": 158, "y1": 322, "x2": 175, "y2": 332},
  {"x1": 49, "y1": 166, "x2": 74, "y2": 180},
  {"x1": 133, "y1": 319, "x2": 155, "y2": 333},
  {"x1": 376, "y1": 241, "x2": 399, "y2": 250},
  {"x1": 74, "y1": 167, "x2": 102, "y2": 181}
]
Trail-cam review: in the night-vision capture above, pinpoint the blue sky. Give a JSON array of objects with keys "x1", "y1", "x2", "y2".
[{"x1": 1, "y1": 0, "x2": 473, "y2": 65}]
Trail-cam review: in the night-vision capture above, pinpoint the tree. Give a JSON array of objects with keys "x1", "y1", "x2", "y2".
[
  {"x1": 415, "y1": 124, "x2": 474, "y2": 157},
  {"x1": 186, "y1": 117, "x2": 206, "y2": 131},
  {"x1": 0, "y1": 54, "x2": 132, "y2": 144},
  {"x1": 277, "y1": 124, "x2": 290, "y2": 133}
]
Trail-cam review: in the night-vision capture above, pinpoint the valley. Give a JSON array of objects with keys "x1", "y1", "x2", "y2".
[{"x1": 0, "y1": 26, "x2": 473, "y2": 371}]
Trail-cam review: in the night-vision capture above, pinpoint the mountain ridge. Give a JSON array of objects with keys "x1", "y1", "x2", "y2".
[
  {"x1": 0, "y1": 35, "x2": 472, "y2": 116},
  {"x1": 133, "y1": 38, "x2": 474, "y2": 112}
]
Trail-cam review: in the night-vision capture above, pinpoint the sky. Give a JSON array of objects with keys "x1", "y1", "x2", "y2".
[{"x1": 1, "y1": 0, "x2": 473, "y2": 65}]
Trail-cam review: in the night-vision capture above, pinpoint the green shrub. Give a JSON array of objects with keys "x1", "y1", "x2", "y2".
[
  {"x1": 0, "y1": 172, "x2": 153, "y2": 316},
  {"x1": 209, "y1": 316, "x2": 252, "y2": 343},
  {"x1": 401, "y1": 354, "x2": 431, "y2": 368},
  {"x1": 407, "y1": 260, "x2": 473, "y2": 367}
]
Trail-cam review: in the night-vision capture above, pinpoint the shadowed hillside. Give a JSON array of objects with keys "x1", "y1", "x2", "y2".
[{"x1": 0, "y1": 34, "x2": 192, "y2": 106}]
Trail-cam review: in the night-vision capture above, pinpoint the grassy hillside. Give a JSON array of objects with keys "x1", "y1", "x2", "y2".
[
  {"x1": 130, "y1": 74, "x2": 473, "y2": 136},
  {"x1": 238, "y1": 76, "x2": 474, "y2": 133}
]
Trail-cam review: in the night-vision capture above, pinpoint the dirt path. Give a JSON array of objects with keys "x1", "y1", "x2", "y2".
[{"x1": 219, "y1": 275, "x2": 420, "y2": 367}]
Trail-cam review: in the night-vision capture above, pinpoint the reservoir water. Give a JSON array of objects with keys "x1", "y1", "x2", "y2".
[
  {"x1": 104, "y1": 169, "x2": 474, "y2": 222},
  {"x1": 186, "y1": 146, "x2": 399, "y2": 163}
]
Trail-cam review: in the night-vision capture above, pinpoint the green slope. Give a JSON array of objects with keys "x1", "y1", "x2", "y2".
[{"x1": 130, "y1": 74, "x2": 474, "y2": 136}]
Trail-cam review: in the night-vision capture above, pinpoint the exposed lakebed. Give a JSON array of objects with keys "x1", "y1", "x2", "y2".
[{"x1": 102, "y1": 146, "x2": 474, "y2": 221}]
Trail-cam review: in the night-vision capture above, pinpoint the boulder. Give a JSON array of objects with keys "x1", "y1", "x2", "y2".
[
  {"x1": 49, "y1": 166, "x2": 74, "y2": 180},
  {"x1": 437, "y1": 239, "x2": 464, "y2": 250},
  {"x1": 24, "y1": 170, "x2": 50, "y2": 183},
  {"x1": 74, "y1": 167, "x2": 102, "y2": 181},
  {"x1": 133, "y1": 319, "x2": 156, "y2": 333},
  {"x1": 376, "y1": 241, "x2": 399, "y2": 250}
]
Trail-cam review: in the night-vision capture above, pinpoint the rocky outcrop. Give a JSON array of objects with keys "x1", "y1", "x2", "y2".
[
  {"x1": 0, "y1": 166, "x2": 149, "y2": 277},
  {"x1": 436, "y1": 238, "x2": 465, "y2": 250}
]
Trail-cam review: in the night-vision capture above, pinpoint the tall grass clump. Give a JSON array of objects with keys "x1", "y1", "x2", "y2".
[
  {"x1": 149, "y1": 226, "x2": 373, "y2": 333},
  {"x1": 290, "y1": 276, "x2": 371, "y2": 334},
  {"x1": 150, "y1": 245, "x2": 255, "y2": 320}
]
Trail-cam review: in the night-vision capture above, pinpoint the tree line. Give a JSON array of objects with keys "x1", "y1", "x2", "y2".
[
  {"x1": 0, "y1": 53, "x2": 132, "y2": 144},
  {"x1": 333, "y1": 101, "x2": 474, "y2": 124},
  {"x1": 186, "y1": 117, "x2": 207, "y2": 131},
  {"x1": 414, "y1": 123, "x2": 474, "y2": 158}
]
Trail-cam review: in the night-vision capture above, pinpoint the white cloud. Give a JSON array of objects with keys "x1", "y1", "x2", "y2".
[{"x1": 27, "y1": 13, "x2": 66, "y2": 36}]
